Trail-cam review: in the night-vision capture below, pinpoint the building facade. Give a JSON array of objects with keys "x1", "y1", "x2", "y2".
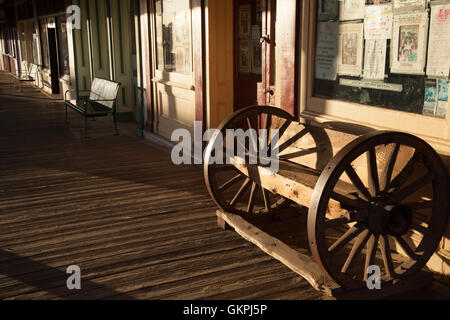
[{"x1": 1, "y1": 0, "x2": 449, "y2": 276}]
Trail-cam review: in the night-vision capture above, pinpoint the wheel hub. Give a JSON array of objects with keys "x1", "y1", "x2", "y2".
[{"x1": 368, "y1": 201, "x2": 413, "y2": 236}]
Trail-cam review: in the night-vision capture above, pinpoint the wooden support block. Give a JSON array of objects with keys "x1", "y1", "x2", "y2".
[{"x1": 217, "y1": 215, "x2": 234, "y2": 231}]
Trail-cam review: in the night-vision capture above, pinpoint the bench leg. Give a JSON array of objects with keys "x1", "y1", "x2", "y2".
[{"x1": 65, "y1": 105, "x2": 69, "y2": 124}]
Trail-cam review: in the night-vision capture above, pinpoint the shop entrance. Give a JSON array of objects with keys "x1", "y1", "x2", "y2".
[
  {"x1": 235, "y1": 0, "x2": 275, "y2": 110},
  {"x1": 234, "y1": 0, "x2": 297, "y2": 115}
]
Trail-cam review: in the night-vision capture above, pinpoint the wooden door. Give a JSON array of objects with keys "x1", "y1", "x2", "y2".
[{"x1": 234, "y1": 0, "x2": 297, "y2": 116}]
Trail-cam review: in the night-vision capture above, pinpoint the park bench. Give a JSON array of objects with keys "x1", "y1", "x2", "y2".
[
  {"x1": 12, "y1": 63, "x2": 39, "y2": 91},
  {"x1": 204, "y1": 105, "x2": 448, "y2": 296},
  {"x1": 64, "y1": 77, "x2": 121, "y2": 138}
]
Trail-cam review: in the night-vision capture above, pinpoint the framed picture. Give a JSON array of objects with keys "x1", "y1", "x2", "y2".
[
  {"x1": 239, "y1": 5, "x2": 251, "y2": 39},
  {"x1": 239, "y1": 40, "x2": 252, "y2": 74},
  {"x1": 391, "y1": 12, "x2": 429, "y2": 75},
  {"x1": 393, "y1": 0, "x2": 427, "y2": 13},
  {"x1": 337, "y1": 23, "x2": 364, "y2": 76},
  {"x1": 318, "y1": 0, "x2": 339, "y2": 21}
]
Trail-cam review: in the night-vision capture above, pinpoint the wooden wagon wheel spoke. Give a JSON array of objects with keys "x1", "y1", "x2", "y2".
[
  {"x1": 364, "y1": 234, "x2": 379, "y2": 281},
  {"x1": 230, "y1": 178, "x2": 251, "y2": 207},
  {"x1": 395, "y1": 236, "x2": 419, "y2": 260},
  {"x1": 392, "y1": 172, "x2": 434, "y2": 202},
  {"x1": 411, "y1": 224, "x2": 430, "y2": 235},
  {"x1": 246, "y1": 117, "x2": 259, "y2": 152},
  {"x1": 344, "y1": 165, "x2": 372, "y2": 201},
  {"x1": 367, "y1": 147, "x2": 381, "y2": 196},
  {"x1": 379, "y1": 235, "x2": 396, "y2": 280},
  {"x1": 247, "y1": 182, "x2": 257, "y2": 214},
  {"x1": 328, "y1": 224, "x2": 365, "y2": 254},
  {"x1": 261, "y1": 186, "x2": 270, "y2": 212},
  {"x1": 341, "y1": 229, "x2": 372, "y2": 274},
  {"x1": 380, "y1": 143, "x2": 400, "y2": 192},
  {"x1": 389, "y1": 152, "x2": 422, "y2": 192},
  {"x1": 218, "y1": 174, "x2": 245, "y2": 192},
  {"x1": 268, "y1": 118, "x2": 292, "y2": 150},
  {"x1": 331, "y1": 192, "x2": 369, "y2": 209}
]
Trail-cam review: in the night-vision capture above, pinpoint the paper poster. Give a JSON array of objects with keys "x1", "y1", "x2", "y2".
[
  {"x1": 363, "y1": 39, "x2": 387, "y2": 80},
  {"x1": 427, "y1": 4, "x2": 450, "y2": 78},
  {"x1": 239, "y1": 5, "x2": 251, "y2": 39},
  {"x1": 423, "y1": 79, "x2": 449, "y2": 118},
  {"x1": 340, "y1": 0, "x2": 365, "y2": 21},
  {"x1": 391, "y1": 12, "x2": 429, "y2": 75},
  {"x1": 337, "y1": 23, "x2": 364, "y2": 77},
  {"x1": 437, "y1": 79, "x2": 449, "y2": 118},
  {"x1": 318, "y1": 0, "x2": 339, "y2": 21},
  {"x1": 423, "y1": 79, "x2": 438, "y2": 116},
  {"x1": 315, "y1": 22, "x2": 339, "y2": 81},
  {"x1": 393, "y1": 0, "x2": 427, "y2": 13},
  {"x1": 364, "y1": 4, "x2": 393, "y2": 39},
  {"x1": 239, "y1": 41, "x2": 252, "y2": 74}
]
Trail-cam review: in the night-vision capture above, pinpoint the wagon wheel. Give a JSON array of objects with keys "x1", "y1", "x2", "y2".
[
  {"x1": 308, "y1": 131, "x2": 449, "y2": 291},
  {"x1": 204, "y1": 105, "x2": 295, "y2": 216}
]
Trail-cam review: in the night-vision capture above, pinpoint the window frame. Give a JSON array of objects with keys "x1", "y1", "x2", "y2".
[{"x1": 151, "y1": 0, "x2": 194, "y2": 86}]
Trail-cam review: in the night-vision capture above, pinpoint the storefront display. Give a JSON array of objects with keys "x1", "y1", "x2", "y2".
[{"x1": 313, "y1": 0, "x2": 449, "y2": 119}]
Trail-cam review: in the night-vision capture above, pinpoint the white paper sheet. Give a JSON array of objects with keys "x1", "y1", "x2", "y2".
[{"x1": 427, "y1": 4, "x2": 450, "y2": 78}]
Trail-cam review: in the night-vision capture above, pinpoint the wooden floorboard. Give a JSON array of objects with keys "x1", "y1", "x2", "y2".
[{"x1": 0, "y1": 71, "x2": 330, "y2": 300}]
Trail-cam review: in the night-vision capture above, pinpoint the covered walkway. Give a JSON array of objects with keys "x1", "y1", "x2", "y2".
[{"x1": 0, "y1": 72, "x2": 329, "y2": 300}]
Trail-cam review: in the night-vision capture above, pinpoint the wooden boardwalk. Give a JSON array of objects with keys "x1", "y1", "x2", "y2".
[{"x1": 0, "y1": 72, "x2": 330, "y2": 300}]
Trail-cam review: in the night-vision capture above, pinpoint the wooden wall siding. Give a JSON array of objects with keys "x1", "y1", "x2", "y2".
[
  {"x1": 110, "y1": 0, "x2": 134, "y2": 114},
  {"x1": 72, "y1": 0, "x2": 92, "y2": 93},
  {"x1": 89, "y1": 0, "x2": 110, "y2": 79},
  {"x1": 205, "y1": 0, "x2": 234, "y2": 129}
]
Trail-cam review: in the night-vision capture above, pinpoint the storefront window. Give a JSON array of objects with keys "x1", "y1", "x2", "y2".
[
  {"x1": 57, "y1": 17, "x2": 70, "y2": 76},
  {"x1": 155, "y1": 0, "x2": 192, "y2": 75},
  {"x1": 314, "y1": 0, "x2": 449, "y2": 119},
  {"x1": 40, "y1": 19, "x2": 50, "y2": 68}
]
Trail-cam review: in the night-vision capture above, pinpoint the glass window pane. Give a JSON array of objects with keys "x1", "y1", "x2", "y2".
[
  {"x1": 40, "y1": 19, "x2": 50, "y2": 68},
  {"x1": 155, "y1": 0, "x2": 192, "y2": 75}
]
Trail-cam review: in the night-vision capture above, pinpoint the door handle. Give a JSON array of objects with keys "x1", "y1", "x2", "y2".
[
  {"x1": 264, "y1": 88, "x2": 274, "y2": 96},
  {"x1": 260, "y1": 35, "x2": 270, "y2": 45}
]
